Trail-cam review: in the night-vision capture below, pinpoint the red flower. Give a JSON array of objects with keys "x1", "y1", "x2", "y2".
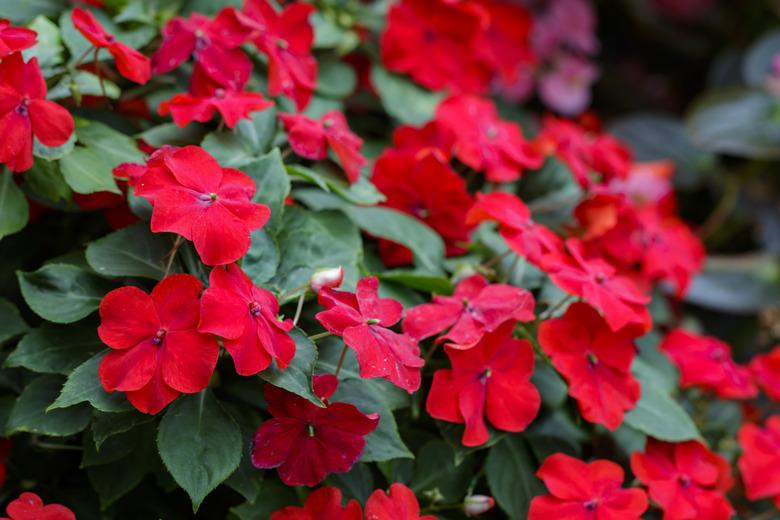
[
  {"x1": 435, "y1": 95, "x2": 543, "y2": 182},
  {"x1": 750, "y1": 345, "x2": 780, "y2": 401},
  {"x1": 538, "y1": 302, "x2": 640, "y2": 430},
  {"x1": 133, "y1": 145, "x2": 270, "y2": 265},
  {"x1": 403, "y1": 274, "x2": 534, "y2": 348},
  {"x1": 372, "y1": 151, "x2": 473, "y2": 265},
  {"x1": 540, "y1": 239, "x2": 651, "y2": 333},
  {"x1": 152, "y1": 8, "x2": 251, "y2": 90},
  {"x1": 529, "y1": 453, "x2": 648, "y2": 520},
  {"x1": 380, "y1": 0, "x2": 491, "y2": 94},
  {"x1": 391, "y1": 121, "x2": 454, "y2": 160},
  {"x1": 251, "y1": 374, "x2": 379, "y2": 487},
  {"x1": 97, "y1": 274, "x2": 219, "y2": 415},
  {"x1": 71, "y1": 7, "x2": 151, "y2": 84},
  {"x1": 738, "y1": 416, "x2": 780, "y2": 507},
  {"x1": 240, "y1": 0, "x2": 317, "y2": 110},
  {"x1": 279, "y1": 111, "x2": 366, "y2": 184},
  {"x1": 315, "y1": 277, "x2": 424, "y2": 393},
  {"x1": 159, "y1": 64, "x2": 273, "y2": 128},
  {"x1": 199, "y1": 263, "x2": 295, "y2": 375},
  {"x1": 365, "y1": 483, "x2": 436, "y2": 520},
  {"x1": 270, "y1": 486, "x2": 362, "y2": 520},
  {"x1": 0, "y1": 19, "x2": 36, "y2": 58},
  {"x1": 466, "y1": 191, "x2": 562, "y2": 264},
  {"x1": 660, "y1": 329, "x2": 757, "y2": 399},
  {"x1": 475, "y1": 0, "x2": 535, "y2": 89},
  {"x1": 0, "y1": 492, "x2": 75, "y2": 520},
  {"x1": 0, "y1": 53, "x2": 74, "y2": 172},
  {"x1": 631, "y1": 439, "x2": 734, "y2": 520},
  {"x1": 426, "y1": 322, "x2": 540, "y2": 446}
]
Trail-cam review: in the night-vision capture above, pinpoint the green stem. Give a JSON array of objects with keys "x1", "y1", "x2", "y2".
[
  {"x1": 292, "y1": 291, "x2": 307, "y2": 326},
  {"x1": 308, "y1": 331, "x2": 332, "y2": 342},
  {"x1": 334, "y1": 343, "x2": 348, "y2": 377}
]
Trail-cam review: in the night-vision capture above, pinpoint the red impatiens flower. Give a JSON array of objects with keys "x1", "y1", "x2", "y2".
[
  {"x1": 97, "y1": 274, "x2": 219, "y2": 415},
  {"x1": 152, "y1": 8, "x2": 250, "y2": 90},
  {"x1": 270, "y1": 486, "x2": 362, "y2": 520},
  {"x1": 71, "y1": 7, "x2": 151, "y2": 84},
  {"x1": 372, "y1": 151, "x2": 473, "y2": 265},
  {"x1": 365, "y1": 483, "x2": 437, "y2": 520},
  {"x1": 159, "y1": 64, "x2": 273, "y2": 128},
  {"x1": 475, "y1": 0, "x2": 535, "y2": 90},
  {"x1": 132, "y1": 145, "x2": 270, "y2": 265},
  {"x1": 240, "y1": 0, "x2": 317, "y2": 110},
  {"x1": 426, "y1": 322, "x2": 540, "y2": 446},
  {"x1": 0, "y1": 19, "x2": 36, "y2": 58},
  {"x1": 538, "y1": 302, "x2": 640, "y2": 430},
  {"x1": 403, "y1": 274, "x2": 534, "y2": 348},
  {"x1": 0, "y1": 53, "x2": 74, "y2": 172},
  {"x1": 750, "y1": 345, "x2": 780, "y2": 401},
  {"x1": 391, "y1": 120, "x2": 454, "y2": 160},
  {"x1": 279, "y1": 111, "x2": 367, "y2": 184},
  {"x1": 435, "y1": 95, "x2": 543, "y2": 182},
  {"x1": 529, "y1": 453, "x2": 648, "y2": 520},
  {"x1": 541, "y1": 238, "x2": 651, "y2": 333},
  {"x1": 199, "y1": 263, "x2": 295, "y2": 375},
  {"x1": 738, "y1": 416, "x2": 780, "y2": 508},
  {"x1": 380, "y1": 0, "x2": 491, "y2": 94},
  {"x1": 0, "y1": 492, "x2": 75, "y2": 520},
  {"x1": 251, "y1": 374, "x2": 379, "y2": 487},
  {"x1": 660, "y1": 329, "x2": 757, "y2": 399},
  {"x1": 466, "y1": 191, "x2": 562, "y2": 264},
  {"x1": 316, "y1": 277, "x2": 424, "y2": 393},
  {"x1": 631, "y1": 439, "x2": 734, "y2": 520}
]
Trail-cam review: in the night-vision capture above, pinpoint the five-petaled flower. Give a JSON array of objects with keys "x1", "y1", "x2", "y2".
[
  {"x1": 270, "y1": 486, "x2": 362, "y2": 520},
  {"x1": 251, "y1": 374, "x2": 379, "y2": 486},
  {"x1": 0, "y1": 492, "x2": 75, "y2": 520},
  {"x1": 364, "y1": 483, "x2": 437, "y2": 520},
  {"x1": 0, "y1": 19, "x2": 36, "y2": 58},
  {"x1": 97, "y1": 274, "x2": 219, "y2": 415},
  {"x1": 315, "y1": 276, "x2": 425, "y2": 393}
]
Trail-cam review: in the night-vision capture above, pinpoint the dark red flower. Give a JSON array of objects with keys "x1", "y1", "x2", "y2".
[
  {"x1": 750, "y1": 344, "x2": 780, "y2": 401},
  {"x1": 0, "y1": 53, "x2": 74, "y2": 172},
  {"x1": 540, "y1": 238, "x2": 651, "y2": 333},
  {"x1": 159, "y1": 64, "x2": 273, "y2": 128},
  {"x1": 364, "y1": 483, "x2": 437, "y2": 520},
  {"x1": 529, "y1": 453, "x2": 648, "y2": 520},
  {"x1": 71, "y1": 7, "x2": 151, "y2": 84},
  {"x1": 538, "y1": 302, "x2": 640, "y2": 430},
  {"x1": 660, "y1": 329, "x2": 757, "y2": 399},
  {"x1": 403, "y1": 274, "x2": 534, "y2": 348},
  {"x1": 738, "y1": 416, "x2": 780, "y2": 508},
  {"x1": 0, "y1": 492, "x2": 75, "y2": 520},
  {"x1": 380, "y1": 0, "x2": 491, "y2": 93},
  {"x1": 132, "y1": 145, "x2": 270, "y2": 265},
  {"x1": 199, "y1": 263, "x2": 295, "y2": 375},
  {"x1": 426, "y1": 322, "x2": 540, "y2": 446},
  {"x1": 239, "y1": 0, "x2": 317, "y2": 110},
  {"x1": 436, "y1": 95, "x2": 543, "y2": 182},
  {"x1": 152, "y1": 8, "x2": 251, "y2": 90},
  {"x1": 372, "y1": 151, "x2": 473, "y2": 265},
  {"x1": 270, "y1": 486, "x2": 362, "y2": 520},
  {"x1": 0, "y1": 19, "x2": 36, "y2": 58},
  {"x1": 279, "y1": 111, "x2": 367, "y2": 184},
  {"x1": 466, "y1": 191, "x2": 562, "y2": 264},
  {"x1": 631, "y1": 439, "x2": 734, "y2": 520},
  {"x1": 315, "y1": 277, "x2": 424, "y2": 393},
  {"x1": 251, "y1": 374, "x2": 379, "y2": 487},
  {"x1": 475, "y1": 0, "x2": 535, "y2": 89},
  {"x1": 97, "y1": 274, "x2": 219, "y2": 415}
]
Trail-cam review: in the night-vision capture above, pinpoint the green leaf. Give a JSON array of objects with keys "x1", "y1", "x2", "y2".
[
  {"x1": 157, "y1": 390, "x2": 242, "y2": 511},
  {"x1": 17, "y1": 264, "x2": 114, "y2": 323},
  {"x1": 0, "y1": 298, "x2": 28, "y2": 345},
  {"x1": 531, "y1": 363, "x2": 568, "y2": 409},
  {"x1": 743, "y1": 30, "x2": 780, "y2": 86},
  {"x1": 230, "y1": 480, "x2": 297, "y2": 520},
  {"x1": 0, "y1": 169, "x2": 29, "y2": 240},
  {"x1": 24, "y1": 15, "x2": 63, "y2": 70},
  {"x1": 0, "y1": 0, "x2": 62, "y2": 24},
  {"x1": 410, "y1": 440, "x2": 476, "y2": 503},
  {"x1": 685, "y1": 255, "x2": 780, "y2": 313},
  {"x1": 87, "y1": 455, "x2": 148, "y2": 509},
  {"x1": 371, "y1": 66, "x2": 444, "y2": 125},
  {"x1": 317, "y1": 60, "x2": 357, "y2": 98},
  {"x1": 86, "y1": 224, "x2": 173, "y2": 279},
  {"x1": 486, "y1": 435, "x2": 544, "y2": 520},
  {"x1": 6, "y1": 323, "x2": 100, "y2": 375},
  {"x1": 24, "y1": 159, "x2": 72, "y2": 207},
  {"x1": 60, "y1": 147, "x2": 121, "y2": 194},
  {"x1": 288, "y1": 164, "x2": 385, "y2": 205},
  {"x1": 377, "y1": 270, "x2": 452, "y2": 294},
  {"x1": 6, "y1": 375, "x2": 91, "y2": 436},
  {"x1": 244, "y1": 149, "x2": 290, "y2": 233},
  {"x1": 201, "y1": 131, "x2": 253, "y2": 168},
  {"x1": 91, "y1": 410, "x2": 154, "y2": 449},
  {"x1": 49, "y1": 352, "x2": 131, "y2": 413},
  {"x1": 243, "y1": 229, "x2": 279, "y2": 285},
  {"x1": 138, "y1": 123, "x2": 209, "y2": 148},
  {"x1": 324, "y1": 463, "x2": 374, "y2": 503},
  {"x1": 49, "y1": 71, "x2": 121, "y2": 100},
  {"x1": 259, "y1": 329, "x2": 322, "y2": 406},
  {"x1": 235, "y1": 107, "x2": 277, "y2": 155}
]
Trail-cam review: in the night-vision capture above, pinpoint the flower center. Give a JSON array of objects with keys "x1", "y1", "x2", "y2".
[
  {"x1": 485, "y1": 126, "x2": 498, "y2": 140},
  {"x1": 152, "y1": 329, "x2": 166, "y2": 345},
  {"x1": 307, "y1": 424, "x2": 315, "y2": 437},
  {"x1": 249, "y1": 301, "x2": 261, "y2": 316},
  {"x1": 678, "y1": 474, "x2": 691, "y2": 488},
  {"x1": 214, "y1": 88, "x2": 225, "y2": 99},
  {"x1": 366, "y1": 318, "x2": 380, "y2": 325},
  {"x1": 593, "y1": 273, "x2": 607, "y2": 284},
  {"x1": 480, "y1": 368, "x2": 492, "y2": 383},
  {"x1": 584, "y1": 499, "x2": 598, "y2": 511},
  {"x1": 276, "y1": 38, "x2": 288, "y2": 49},
  {"x1": 15, "y1": 97, "x2": 30, "y2": 117},
  {"x1": 422, "y1": 28, "x2": 437, "y2": 43},
  {"x1": 586, "y1": 352, "x2": 599, "y2": 368},
  {"x1": 105, "y1": 34, "x2": 115, "y2": 43}
]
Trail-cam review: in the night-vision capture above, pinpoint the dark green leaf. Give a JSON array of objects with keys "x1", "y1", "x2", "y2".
[
  {"x1": 242, "y1": 229, "x2": 279, "y2": 285},
  {"x1": 7, "y1": 375, "x2": 91, "y2": 436},
  {"x1": 91, "y1": 410, "x2": 154, "y2": 449},
  {"x1": 531, "y1": 363, "x2": 568, "y2": 409},
  {"x1": 410, "y1": 440, "x2": 476, "y2": 503},
  {"x1": 49, "y1": 352, "x2": 131, "y2": 413},
  {"x1": 24, "y1": 159, "x2": 72, "y2": 204},
  {"x1": 86, "y1": 224, "x2": 173, "y2": 279},
  {"x1": 49, "y1": 71, "x2": 121, "y2": 100},
  {"x1": 87, "y1": 456, "x2": 148, "y2": 509},
  {"x1": 235, "y1": 107, "x2": 277, "y2": 155},
  {"x1": 6, "y1": 323, "x2": 101, "y2": 375},
  {"x1": 371, "y1": 66, "x2": 444, "y2": 125},
  {"x1": 259, "y1": 329, "x2": 322, "y2": 406},
  {"x1": 0, "y1": 0, "x2": 62, "y2": 23},
  {"x1": 743, "y1": 30, "x2": 780, "y2": 86},
  {"x1": 25, "y1": 15, "x2": 63, "y2": 70},
  {"x1": 377, "y1": 270, "x2": 453, "y2": 294},
  {"x1": 685, "y1": 255, "x2": 780, "y2": 313},
  {"x1": 317, "y1": 61, "x2": 357, "y2": 98},
  {"x1": 486, "y1": 435, "x2": 544, "y2": 520},
  {"x1": 0, "y1": 169, "x2": 29, "y2": 240},
  {"x1": 245, "y1": 149, "x2": 290, "y2": 233},
  {"x1": 230, "y1": 480, "x2": 297, "y2": 520},
  {"x1": 0, "y1": 298, "x2": 28, "y2": 345},
  {"x1": 139, "y1": 123, "x2": 209, "y2": 147},
  {"x1": 60, "y1": 147, "x2": 120, "y2": 194},
  {"x1": 288, "y1": 164, "x2": 385, "y2": 205},
  {"x1": 324, "y1": 463, "x2": 374, "y2": 503}
]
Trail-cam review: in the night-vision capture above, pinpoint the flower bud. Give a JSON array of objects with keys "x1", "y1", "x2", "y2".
[
  {"x1": 463, "y1": 495, "x2": 495, "y2": 516},
  {"x1": 309, "y1": 267, "x2": 344, "y2": 293}
]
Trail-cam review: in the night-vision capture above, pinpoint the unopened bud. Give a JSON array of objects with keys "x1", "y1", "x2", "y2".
[
  {"x1": 310, "y1": 267, "x2": 344, "y2": 293},
  {"x1": 464, "y1": 495, "x2": 495, "y2": 516}
]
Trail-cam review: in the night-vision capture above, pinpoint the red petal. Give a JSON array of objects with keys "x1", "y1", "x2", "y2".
[
  {"x1": 251, "y1": 417, "x2": 306, "y2": 469},
  {"x1": 192, "y1": 203, "x2": 253, "y2": 265},
  {"x1": 343, "y1": 325, "x2": 423, "y2": 393},
  {"x1": 125, "y1": 362, "x2": 180, "y2": 414},
  {"x1": 151, "y1": 274, "x2": 203, "y2": 330},
  {"x1": 29, "y1": 99, "x2": 74, "y2": 147},
  {"x1": 97, "y1": 286, "x2": 159, "y2": 349},
  {"x1": 98, "y1": 340, "x2": 158, "y2": 392},
  {"x1": 110, "y1": 42, "x2": 151, "y2": 84},
  {"x1": 163, "y1": 145, "x2": 223, "y2": 193},
  {"x1": 355, "y1": 276, "x2": 402, "y2": 326},
  {"x1": 160, "y1": 329, "x2": 218, "y2": 393}
]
